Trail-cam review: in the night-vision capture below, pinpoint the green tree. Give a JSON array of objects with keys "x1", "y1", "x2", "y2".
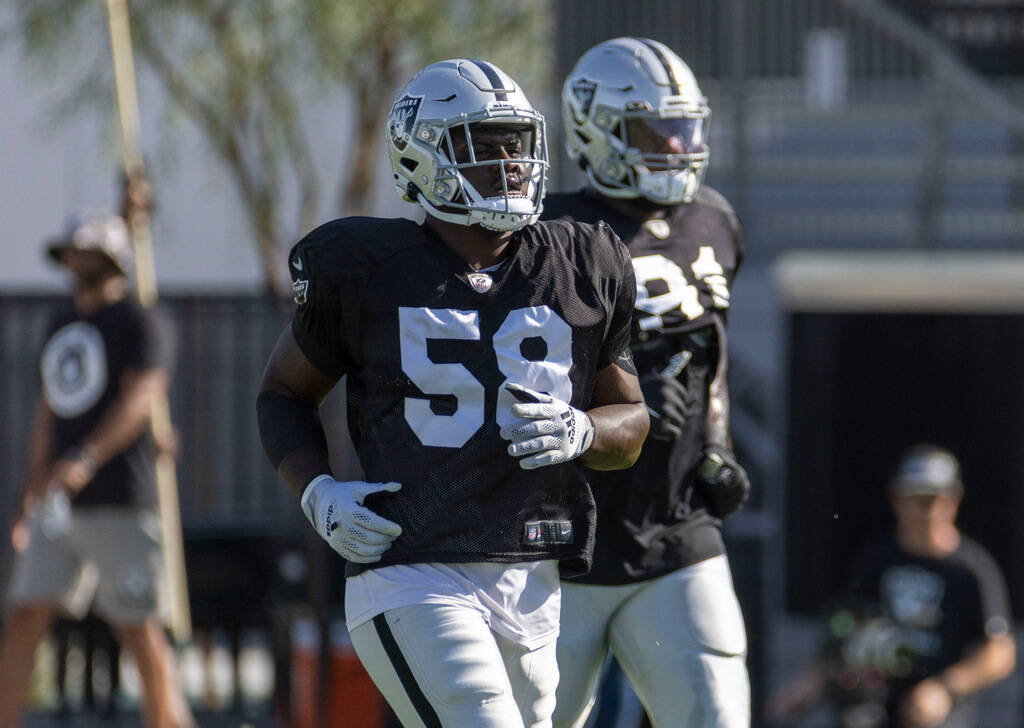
[{"x1": 8, "y1": 0, "x2": 552, "y2": 296}]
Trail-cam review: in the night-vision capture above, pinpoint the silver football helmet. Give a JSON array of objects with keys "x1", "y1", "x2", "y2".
[
  {"x1": 387, "y1": 59, "x2": 547, "y2": 232},
  {"x1": 563, "y1": 37, "x2": 710, "y2": 204}
]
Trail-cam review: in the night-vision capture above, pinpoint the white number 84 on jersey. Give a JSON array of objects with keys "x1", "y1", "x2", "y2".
[{"x1": 632, "y1": 247, "x2": 730, "y2": 332}]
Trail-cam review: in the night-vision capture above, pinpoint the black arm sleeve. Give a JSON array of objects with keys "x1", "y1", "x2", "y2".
[{"x1": 256, "y1": 390, "x2": 329, "y2": 470}]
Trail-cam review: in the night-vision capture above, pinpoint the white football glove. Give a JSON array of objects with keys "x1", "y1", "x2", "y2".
[
  {"x1": 499, "y1": 383, "x2": 595, "y2": 470},
  {"x1": 300, "y1": 476, "x2": 403, "y2": 563}
]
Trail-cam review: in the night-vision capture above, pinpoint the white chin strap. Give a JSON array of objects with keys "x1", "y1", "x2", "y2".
[{"x1": 635, "y1": 167, "x2": 698, "y2": 205}]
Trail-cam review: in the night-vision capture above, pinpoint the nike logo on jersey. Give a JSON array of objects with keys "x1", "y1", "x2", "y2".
[
  {"x1": 292, "y1": 256, "x2": 303, "y2": 271},
  {"x1": 523, "y1": 520, "x2": 574, "y2": 546}
]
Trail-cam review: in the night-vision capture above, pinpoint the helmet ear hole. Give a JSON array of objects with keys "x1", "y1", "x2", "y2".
[{"x1": 400, "y1": 157, "x2": 417, "y2": 173}]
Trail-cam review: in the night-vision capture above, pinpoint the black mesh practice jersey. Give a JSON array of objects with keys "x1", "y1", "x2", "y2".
[
  {"x1": 289, "y1": 217, "x2": 636, "y2": 578},
  {"x1": 542, "y1": 187, "x2": 743, "y2": 584},
  {"x1": 40, "y1": 297, "x2": 160, "y2": 509}
]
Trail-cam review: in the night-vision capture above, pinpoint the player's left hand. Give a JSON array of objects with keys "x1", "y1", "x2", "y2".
[
  {"x1": 500, "y1": 383, "x2": 595, "y2": 470},
  {"x1": 641, "y1": 374, "x2": 699, "y2": 441},
  {"x1": 695, "y1": 444, "x2": 750, "y2": 519}
]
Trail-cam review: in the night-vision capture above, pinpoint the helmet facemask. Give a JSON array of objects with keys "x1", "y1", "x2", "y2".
[
  {"x1": 392, "y1": 106, "x2": 547, "y2": 232},
  {"x1": 424, "y1": 116, "x2": 548, "y2": 232},
  {"x1": 586, "y1": 104, "x2": 710, "y2": 205}
]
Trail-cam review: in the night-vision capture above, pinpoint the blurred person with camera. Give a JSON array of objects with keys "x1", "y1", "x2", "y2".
[
  {"x1": 541, "y1": 37, "x2": 750, "y2": 728},
  {"x1": 768, "y1": 444, "x2": 1015, "y2": 728},
  {"x1": 0, "y1": 204, "x2": 191, "y2": 728}
]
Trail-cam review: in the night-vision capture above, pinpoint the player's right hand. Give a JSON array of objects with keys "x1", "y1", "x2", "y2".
[
  {"x1": 696, "y1": 445, "x2": 750, "y2": 519},
  {"x1": 300, "y1": 476, "x2": 403, "y2": 563}
]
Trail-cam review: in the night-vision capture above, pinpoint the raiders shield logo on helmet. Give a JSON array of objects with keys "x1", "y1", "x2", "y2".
[
  {"x1": 570, "y1": 78, "x2": 598, "y2": 122},
  {"x1": 388, "y1": 94, "x2": 424, "y2": 152}
]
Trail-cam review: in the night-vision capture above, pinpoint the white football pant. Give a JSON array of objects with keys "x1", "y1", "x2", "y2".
[
  {"x1": 349, "y1": 602, "x2": 559, "y2": 727},
  {"x1": 553, "y1": 554, "x2": 749, "y2": 728}
]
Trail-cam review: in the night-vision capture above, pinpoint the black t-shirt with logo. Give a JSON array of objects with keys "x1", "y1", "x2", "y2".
[
  {"x1": 846, "y1": 535, "x2": 1013, "y2": 726},
  {"x1": 541, "y1": 187, "x2": 743, "y2": 584},
  {"x1": 288, "y1": 216, "x2": 636, "y2": 578},
  {"x1": 40, "y1": 297, "x2": 160, "y2": 508}
]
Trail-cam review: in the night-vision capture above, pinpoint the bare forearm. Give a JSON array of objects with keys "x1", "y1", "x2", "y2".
[
  {"x1": 939, "y1": 634, "x2": 1016, "y2": 699},
  {"x1": 580, "y1": 403, "x2": 648, "y2": 470},
  {"x1": 706, "y1": 377, "x2": 730, "y2": 448},
  {"x1": 81, "y1": 370, "x2": 167, "y2": 466}
]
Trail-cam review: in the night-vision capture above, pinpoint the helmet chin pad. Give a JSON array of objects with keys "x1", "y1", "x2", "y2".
[
  {"x1": 635, "y1": 166, "x2": 703, "y2": 205},
  {"x1": 475, "y1": 194, "x2": 541, "y2": 231},
  {"x1": 419, "y1": 186, "x2": 542, "y2": 232}
]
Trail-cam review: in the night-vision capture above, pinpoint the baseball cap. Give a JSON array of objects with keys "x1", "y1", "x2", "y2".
[
  {"x1": 888, "y1": 444, "x2": 963, "y2": 497},
  {"x1": 45, "y1": 211, "x2": 133, "y2": 274}
]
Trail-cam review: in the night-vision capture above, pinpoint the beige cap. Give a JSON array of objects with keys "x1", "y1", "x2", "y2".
[
  {"x1": 889, "y1": 444, "x2": 963, "y2": 497},
  {"x1": 46, "y1": 211, "x2": 132, "y2": 274}
]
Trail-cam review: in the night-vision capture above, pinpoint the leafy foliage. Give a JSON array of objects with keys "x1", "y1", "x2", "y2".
[{"x1": 7, "y1": 0, "x2": 552, "y2": 295}]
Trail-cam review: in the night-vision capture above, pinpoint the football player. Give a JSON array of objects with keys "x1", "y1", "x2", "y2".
[
  {"x1": 542, "y1": 38, "x2": 751, "y2": 727},
  {"x1": 256, "y1": 59, "x2": 649, "y2": 727}
]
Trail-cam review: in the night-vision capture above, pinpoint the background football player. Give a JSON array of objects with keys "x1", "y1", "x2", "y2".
[
  {"x1": 257, "y1": 59, "x2": 649, "y2": 727},
  {"x1": 542, "y1": 38, "x2": 751, "y2": 727}
]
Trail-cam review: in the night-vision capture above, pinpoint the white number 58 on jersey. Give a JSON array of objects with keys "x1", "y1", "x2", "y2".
[{"x1": 399, "y1": 305, "x2": 574, "y2": 448}]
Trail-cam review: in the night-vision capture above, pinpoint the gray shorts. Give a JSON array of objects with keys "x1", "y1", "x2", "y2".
[{"x1": 6, "y1": 507, "x2": 169, "y2": 625}]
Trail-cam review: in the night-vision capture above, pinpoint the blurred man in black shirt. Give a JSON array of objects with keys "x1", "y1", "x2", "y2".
[
  {"x1": 0, "y1": 210, "x2": 191, "y2": 728},
  {"x1": 769, "y1": 445, "x2": 1015, "y2": 728}
]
